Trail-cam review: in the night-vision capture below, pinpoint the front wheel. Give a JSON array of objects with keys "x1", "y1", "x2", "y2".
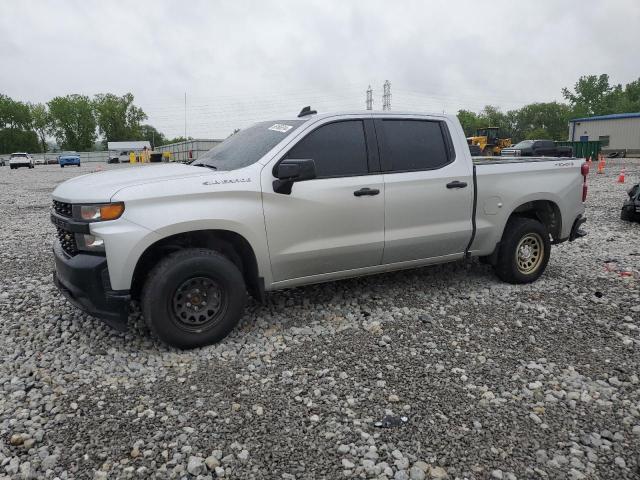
[
  {"x1": 142, "y1": 248, "x2": 247, "y2": 349},
  {"x1": 494, "y1": 217, "x2": 551, "y2": 284}
]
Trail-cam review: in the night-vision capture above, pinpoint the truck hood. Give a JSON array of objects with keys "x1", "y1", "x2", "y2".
[{"x1": 52, "y1": 163, "x2": 208, "y2": 203}]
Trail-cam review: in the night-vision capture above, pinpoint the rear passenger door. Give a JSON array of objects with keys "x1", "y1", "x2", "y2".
[{"x1": 376, "y1": 117, "x2": 474, "y2": 264}]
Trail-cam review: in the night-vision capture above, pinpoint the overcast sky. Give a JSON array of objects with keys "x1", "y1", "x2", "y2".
[{"x1": 1, "y1": 0, "x2": 639, "y2": 138}]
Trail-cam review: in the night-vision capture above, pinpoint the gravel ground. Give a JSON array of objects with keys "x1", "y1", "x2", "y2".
[{"x1": 1, "y1": 160, "x2": 639, "y2": 480}]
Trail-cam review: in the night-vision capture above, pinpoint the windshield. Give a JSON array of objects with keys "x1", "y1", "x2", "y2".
[
  {"x1": 513, "y1": 140, "x2": 534, "y2": 148},
  {"x1": 192, "y1": 120, "x2": 306, "y2": 170}
]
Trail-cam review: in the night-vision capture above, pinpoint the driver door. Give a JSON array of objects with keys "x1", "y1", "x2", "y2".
[{"x1": 261, "y1": 119, "x2": 385, "y2": 283}]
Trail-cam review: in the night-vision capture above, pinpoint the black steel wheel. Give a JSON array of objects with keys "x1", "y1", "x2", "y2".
[
  {"x1": 142, "y1": 248, "x2": 246, "y2": 349},
  {"x1": 170, "y1": 276, "x2": 227, "y2": 332}
]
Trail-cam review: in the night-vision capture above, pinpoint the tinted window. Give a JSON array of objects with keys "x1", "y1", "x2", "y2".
[
  {"x1": 381, "y1": 120, "x2": 449, "y2": 171},
  {"x1": 286, "y1": 120, "x2": 368, "y2": 177}
]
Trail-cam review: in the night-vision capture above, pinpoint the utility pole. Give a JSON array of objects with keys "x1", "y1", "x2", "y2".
[
  {"x1": 382, "y1": 80, "x2": 391, "y2": 111},
  {"x1": 184, "y1": 92, "x2": 187, "y2": 140},
  {"x1": 366, "y1": 85, "x2": 373, "y2": 110}
]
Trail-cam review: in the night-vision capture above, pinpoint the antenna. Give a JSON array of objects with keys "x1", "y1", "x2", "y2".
[
  {"x1": 382, "y1": 80, "x2": 391, "y2": 111},
  {"x1": 366, "y1": 85, "x2": 373, "y2": 110},
  {"x1": 298, "y1": 106, "x2": 317, "y2": 117}
]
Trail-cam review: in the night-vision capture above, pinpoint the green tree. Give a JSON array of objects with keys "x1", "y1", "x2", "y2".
[
  {"x1": 138, "y1": 124, "x2": 165, "y2": 148},
  {"x1": 0, "y1": 94, "x2": 39, "y2": 153},
  {"x1": 456, "y1": 109, "x2": 480, "y2": 137},
  {"x1": 513, "y1": 102, "x2": 572, "y2": 141},
  {"x1": 48, "y1": 94, "x2": 97, "y2": 151},
  {"x1": 30, "y1": 103, "x2": 51, "y2": 153},
  {"x1": 93, "y1": 93, "x2": 147, "y2": 147},
  {"x1": 562, "y1": 74, "x2": 617, "y2": 116}
]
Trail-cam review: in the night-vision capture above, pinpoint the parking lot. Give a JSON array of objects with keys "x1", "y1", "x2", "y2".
[{"x1": 0, "y1": 161, "x2": 639, "y2": 479}]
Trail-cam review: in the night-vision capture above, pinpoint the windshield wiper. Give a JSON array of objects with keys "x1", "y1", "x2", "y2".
[{"x1": 193, "y1": 163, "x2": 217, "y2": 170}]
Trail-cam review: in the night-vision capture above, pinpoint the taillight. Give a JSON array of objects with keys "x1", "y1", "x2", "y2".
[
  {"x1": 581, "y1": 163, "x2": 590, "y2": 176},
  {"x1": 581, "y1": 162, "x2": 589, "y2": 202}
]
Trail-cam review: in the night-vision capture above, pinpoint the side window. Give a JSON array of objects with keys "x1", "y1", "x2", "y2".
[
  {"x1": 380, "y1": 120, "x2": 450, "y2": 171},
  {"x1": 286, "y1": 120, "x2": 369, "y2": 178}
]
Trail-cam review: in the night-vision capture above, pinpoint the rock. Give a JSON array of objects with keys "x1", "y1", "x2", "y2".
[
  {"x1": 614, "y1": 456, "x2": 626, "y2": 468},
  {"x1": 205, "y1": 455, "x2": 220, "y2": 470},
  {"x1": 342, "y1": 458, "x2": 355, "y2": 469},
  {"x1": 41, "y1": 455, "x2": 58, "y2": 470},
  {"x1": 430, "y1": 466, "x2": 448, "y2": 478},
  {"x1": 389, "y1": 394, "x2": 400, "y2": 402},
  {"x1": 10, "y1": 434, "x2": 25, "y2": 446},
  {"x1": 237, "y1": 449, "x2": 249, "y2": 462},
  {"x1": 410, "y1": 465, "x2": 426, "y2": 480},
  {"x1": 491, "y1": 470, "x2": 503, "y2": 479},
  {"x1": 187, "y1": 456, "x2": 206, "y2": 476}
]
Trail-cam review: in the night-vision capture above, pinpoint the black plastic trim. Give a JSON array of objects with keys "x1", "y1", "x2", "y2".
[
  {"x1": 52, "y1": 242, "x2": 130, "y2": 329},
  {"x1": 50, "y1": 212, "x2": 90, "y2": 234}
]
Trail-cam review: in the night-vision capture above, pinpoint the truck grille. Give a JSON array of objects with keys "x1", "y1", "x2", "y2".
[
  {"x1": 53, "y1": 200, "x2": 72, "y2": 218},
  {"x1": 56, "y1": 227, "x2": 78, "y2": 256}
]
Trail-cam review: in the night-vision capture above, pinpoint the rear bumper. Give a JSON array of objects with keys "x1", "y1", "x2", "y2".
[{"x1": 52, "y1": 242, "x2": 130, "y2": 330}]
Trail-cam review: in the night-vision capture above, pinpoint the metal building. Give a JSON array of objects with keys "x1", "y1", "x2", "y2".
[
  {"x1": 568, "y1": 112, "x2": 640, "y2": 156},
  {"x1": 153, "y1": 139, "x2": 222, "y2": 163}
]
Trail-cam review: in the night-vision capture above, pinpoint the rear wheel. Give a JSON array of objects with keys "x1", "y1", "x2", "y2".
[
  {"x1": 483, "y1": 147, "x2": 493, "y2": 157},
  {"x1": 494, "y1": 217, "x2": 550, "y2": 284},
  {"x1": 142, "y1": 248, "x2": 247, "y2": 349}
]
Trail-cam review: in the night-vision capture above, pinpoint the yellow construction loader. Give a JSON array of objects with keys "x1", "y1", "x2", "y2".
[{"x1": 467, "y1": 127, "x2": 512, "y2": 156}]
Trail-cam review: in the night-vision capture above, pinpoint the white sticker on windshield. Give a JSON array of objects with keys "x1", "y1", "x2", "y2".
[{"x1": 268, "y1": 124, "x2": 293, "y2": 133}]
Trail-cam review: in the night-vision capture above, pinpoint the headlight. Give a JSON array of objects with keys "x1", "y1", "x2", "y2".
[
  {"x1": 75, "y1": 233, "x2": 105, "y2": 252},
  {"x1": 76, "y1": 202, "x2": 125, "y2": 222}
]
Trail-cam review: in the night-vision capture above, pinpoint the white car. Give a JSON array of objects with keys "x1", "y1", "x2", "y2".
[
  {"x1": 9, "y1": 153, "x2": 35, "y2": 169},
  {"x1": 51, "y1": 109, "x2": 588, "y2": 348}
]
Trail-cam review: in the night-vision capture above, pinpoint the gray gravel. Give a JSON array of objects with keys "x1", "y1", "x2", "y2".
[{"x1": 1, "y1": 160, "x2": 639, "y2": 480}]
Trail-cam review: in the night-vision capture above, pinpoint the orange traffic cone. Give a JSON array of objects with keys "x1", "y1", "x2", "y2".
[
  {"x1": 617, "y1": 167, "x2": 625, "y2": 183},
  {"x1": 597, "y1": 157, "x2": 605, "y2": 174}
]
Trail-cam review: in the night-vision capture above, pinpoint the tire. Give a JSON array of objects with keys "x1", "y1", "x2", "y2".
[
  {"x1": 60, "y1": 165, "x2": 64, "y2": 168},
  {"x1": 494, "y1": 217, "x2": 551, "y2": 284},
  {"x1": 483, "y1": 147, "x2": 493, "y2": 157},
  {"x1": 621, "y1": 206, "x2": 633, "y2": 221},
  {"x1": 142, "y1": 248, "x2": 247, "y2": 349}
]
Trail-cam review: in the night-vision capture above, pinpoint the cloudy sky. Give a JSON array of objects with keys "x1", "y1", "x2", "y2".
[{"x1": 1, "y1": 0, "x2": 639, "y2": 138}]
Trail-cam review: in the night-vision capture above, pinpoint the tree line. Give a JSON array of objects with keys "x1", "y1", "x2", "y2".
[
  {"x1": 2, "y1": 74, "x2": 639, "y2": 154},
  {"x1": 457, "y1": 74, "x2": 640, "y2": 142},
  {"x1": 0, "y1": 92, "x2": 176, "y2": 154}
]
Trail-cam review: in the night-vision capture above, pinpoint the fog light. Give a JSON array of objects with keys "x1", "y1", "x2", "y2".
[{"x1": 76, "y1": 233, "x2": 105, "y2": 252}]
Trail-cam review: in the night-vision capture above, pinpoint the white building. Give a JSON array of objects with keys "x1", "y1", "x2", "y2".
[{"x1": 568, "y1": 113, "x2": 640, "y2": 156}]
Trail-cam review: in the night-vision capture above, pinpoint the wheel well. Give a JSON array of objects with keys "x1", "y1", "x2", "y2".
[
  {"x1": 131, "y1": 230, "x2": 263, "y2": 302},
  {"x1": 509, "y1": 200, "x2": 562, "y2": 240}
]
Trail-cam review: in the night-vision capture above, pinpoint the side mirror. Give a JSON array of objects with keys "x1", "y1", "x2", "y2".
[{"x1": 273, "y1": 159, "x2": 316, "y2": 194}]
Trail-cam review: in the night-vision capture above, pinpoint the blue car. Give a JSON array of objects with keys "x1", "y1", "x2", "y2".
[{"x1": 58, "y1": 154, "x2": 81, "y2": 168}]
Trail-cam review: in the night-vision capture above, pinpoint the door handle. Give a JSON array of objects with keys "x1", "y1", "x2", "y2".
[
  {"x1": 446, "y1": 181, "x2": 468, "y2": 189},
  {"x1": 353, "y1": 187, "x2": 380, "y2": 197}
]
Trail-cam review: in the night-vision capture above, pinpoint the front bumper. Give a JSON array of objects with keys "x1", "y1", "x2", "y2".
[{"x1": 52, "y1": 242, "x2": 130, "y2": 330}]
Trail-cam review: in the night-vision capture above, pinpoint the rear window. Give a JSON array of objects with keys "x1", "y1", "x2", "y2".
[
  {"x1": 10, "y1": 154, "x2": 27, "y2": 158},
  {"x1": 379, "y1": 120, "x2": 450, "y2": 171}
]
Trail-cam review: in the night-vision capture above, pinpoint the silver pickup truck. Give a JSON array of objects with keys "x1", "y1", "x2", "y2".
[{"x1": 50, "y1": 109, "x2": 588, "y2": 348}]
